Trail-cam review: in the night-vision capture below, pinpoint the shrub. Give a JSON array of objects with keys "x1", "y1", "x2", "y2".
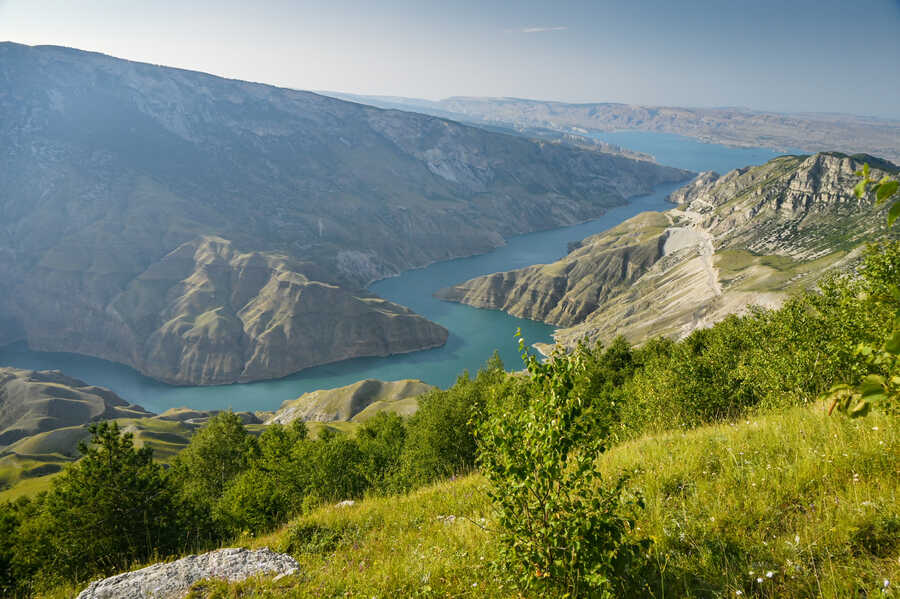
[
  {"x1": 25, "y1": 422, "x2": 178, "y2": 585},
  {"x1": 478, "y1": 339, "x2": 647, "y2": 598}
]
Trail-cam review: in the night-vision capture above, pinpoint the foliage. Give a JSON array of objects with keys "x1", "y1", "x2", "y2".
[
  {"x1": 295, "y1": 433, "x2": 367, "y2": 504},
  {"x1": 169, "y1": 411, "x2": 259, "y2": 539},
  {"x1": 477, "y1": 336, "x2": 646, "y2": 597},
  {"x1": 355, "y1": 412, "x2": 407, "y2": 492},
  {"x1": 825, "y1": 166, "x2": 900, "y2": 417},
  {"x1": 18, "y1": 422, "x2": 178, "y2": 588},
  {"x1": 397, "y1": 353, "x2": 506, "y2": 487}
]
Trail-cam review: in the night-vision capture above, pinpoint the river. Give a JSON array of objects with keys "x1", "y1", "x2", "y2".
[{"x1": 0, "y1": 131, "x2": 790, "y2": 414}]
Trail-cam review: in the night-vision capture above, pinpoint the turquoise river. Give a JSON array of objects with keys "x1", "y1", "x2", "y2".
[{"x1": 0, "y1": 131, "x2": 796, "y2": 413}]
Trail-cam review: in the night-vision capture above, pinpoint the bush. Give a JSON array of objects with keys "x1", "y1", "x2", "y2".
[
  {"x1": 169, "y1": 411, "x2": 258, "y2": 539},
  {"x1": 478, "y1": 341, "x2": 647, "y2": 598},
  {"x1": 398, "y1": 353, "x2": 506, "y2": 487},
  {"x1": 23, "y1": 422, "x2": 178, "y2": 586}
]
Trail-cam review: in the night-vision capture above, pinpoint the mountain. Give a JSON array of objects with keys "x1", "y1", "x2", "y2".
[
  {"x1": 0, "y1": 367, "x2": 151, "y2": 451},
  {"x1": 267, "y1": 378, "x2": 434, "y2": 424},
  {"x1": 438, "y1": 152, "x2": 896, "y2": 349},
  {"x1": 323, "y1": 93, "x2": 900, "y2": 164},
  {"x1": 0, "y1": 43, "x2": 690, "y2": 385}
]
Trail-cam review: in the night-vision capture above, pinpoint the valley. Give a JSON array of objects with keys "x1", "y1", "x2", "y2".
[
  {"x1": 0, "y1": 130, "x2": 784, "y2": 415},
  {"x1": 0, "y1": 43, "x2": 688, "y2": 386}
]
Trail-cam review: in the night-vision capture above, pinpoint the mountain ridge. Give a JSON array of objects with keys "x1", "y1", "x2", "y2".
[
  {"x1": 0, "y1": 42, "x2": 689, "y2": 384},
  {"x1": 323, "y1": 92, "x2": 900, "y2": 163},
  {"x1": 438, "y1": 152, "x2": 895, "y2": 348}
]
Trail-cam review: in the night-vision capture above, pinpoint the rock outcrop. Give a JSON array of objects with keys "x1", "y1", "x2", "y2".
[
  {"x1": 0, "y1": 42, "x2": 690, "y2": 384},
  {"x1": 268, "y1": 378, "x2": 434, "y2": 424},
  {"x1": 439, "y1": 153, "x2": 896, "y2": 348},
  {"x1": 75, "y1": 548, "x2": 299, "y2": 599}
]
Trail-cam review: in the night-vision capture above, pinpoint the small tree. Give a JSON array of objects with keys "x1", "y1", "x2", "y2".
[
  {"x1": 35, "y1": 422, "x2": 177, "y2": 582},
  {"x1": 170, "y1": 411, "x2": 258, "y2": 539},
  {"x1": 477, "y1": 335, "x2": 646, "y2": 598},
  {"x1": 216, "y1": 421, "x2": 309, "y2": 535},
  {"x1": 399, "y1": 353, "x2": 505, "y2": 487}
]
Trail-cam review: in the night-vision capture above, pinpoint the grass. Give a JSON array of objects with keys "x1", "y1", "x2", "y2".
[
  {"x1": 715, "y1": 248, "x2": 847, "y2": 294},
  {"x1": 604, "y1": 404, "x2": 898, "y2": 598},
  {"x1": 144, "y1": 405, "x2": 897, "y2": 599}
]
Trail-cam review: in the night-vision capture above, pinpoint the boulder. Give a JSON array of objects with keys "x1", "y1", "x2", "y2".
[{"x1": 75, "y1": 547, "x2": 299, "y2": 599}]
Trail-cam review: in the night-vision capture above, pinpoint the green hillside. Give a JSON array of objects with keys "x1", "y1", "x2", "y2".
[{"x1": 126, "y1": 405, "x2": 896, "y2": 599}]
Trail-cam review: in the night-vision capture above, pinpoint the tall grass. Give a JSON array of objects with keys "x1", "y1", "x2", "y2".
[{"x1": 143, "y1": 404, "x2": 896, "y2": 598}]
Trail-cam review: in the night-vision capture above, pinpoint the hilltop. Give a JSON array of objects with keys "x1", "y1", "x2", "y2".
[{"x1": 438, "y1": 152, "x2": 897, "y2": 348}]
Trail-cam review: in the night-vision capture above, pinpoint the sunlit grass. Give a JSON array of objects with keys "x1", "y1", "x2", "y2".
[
  {"x1": 169, "y1": 405, "x2": 898, "y2": 598},
  {"x1": 605, "y1": 404, "x2": 898, "y2": 598}
]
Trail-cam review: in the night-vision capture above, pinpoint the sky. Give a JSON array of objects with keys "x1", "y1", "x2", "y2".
[{"x1": 1, "y1": 0, "x2": 899, "y2": 118}]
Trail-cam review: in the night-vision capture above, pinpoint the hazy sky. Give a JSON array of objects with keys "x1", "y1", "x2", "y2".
[{"x1": 1, "y1": 0, "x2": 899, "y2": 118}]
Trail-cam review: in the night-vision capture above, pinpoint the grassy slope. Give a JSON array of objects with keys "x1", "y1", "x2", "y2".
[{"x1": 128, "y1": 405, "x2": 898, "y2": 599}]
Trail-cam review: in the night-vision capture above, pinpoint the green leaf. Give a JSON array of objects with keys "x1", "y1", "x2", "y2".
[
  {"x1": 886, "y1": 330, "x2": 900, "y2": 355},
  {"x1": 854, "y1": 180, "x2": 867, "y2": 199},
  {"x1": 887, "y1": 201, "x2": 900, "y2": 227},
  {"x1": 863, "y1": 163, "x2": 870, "y2": 178},
  {"x1": 859, "y1": 375, "x2": 885, "y2": 398},
  {"x1": 879, "y1": 179, "x2": 900, "y2": 201}
]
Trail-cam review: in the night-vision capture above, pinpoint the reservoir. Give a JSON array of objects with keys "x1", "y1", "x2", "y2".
[{"x1": 0, "y1": 132, "x2": 788, "y2": 414}]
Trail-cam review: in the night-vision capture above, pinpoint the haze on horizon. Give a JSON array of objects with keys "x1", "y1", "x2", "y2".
[{"x1": 1, "y1": 0, "x2": 899, "y2": 119}]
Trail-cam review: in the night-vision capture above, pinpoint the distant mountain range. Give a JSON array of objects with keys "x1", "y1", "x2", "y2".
[
  {"x1": 438, "y1": 152, "x2": 898, "y2": 349},
  {"x1": 324, "y1": 93, "x2": 900, "y2": 164},
  {"x1": 0, "y1": 43, "x2": 688, "y2": 385}
]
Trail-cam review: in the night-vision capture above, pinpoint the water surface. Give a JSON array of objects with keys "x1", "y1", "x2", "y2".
[{"x1": 0, "y1": 132, "x2": 787, "y2": 413}]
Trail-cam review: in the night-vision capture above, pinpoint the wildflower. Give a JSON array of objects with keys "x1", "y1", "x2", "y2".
[
  {"x1": 795, "y1": 535, "x2": 800, "y2": 544},
  {"x1": 873, "y1": 426, "x2": 879, "y2": 431},
  {"x1": 766, "y1": 571, "x2": 774, "y2": 578},
  {"x1": 735, "y1": 591, "x2": 743, "y2": 596},
  {"x1": 756, "y1": 577, "x2": 764, "y2": 583}
]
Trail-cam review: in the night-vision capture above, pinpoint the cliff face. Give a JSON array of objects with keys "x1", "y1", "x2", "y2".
[
  {"x1": 0, "y1": 43, "x2": 689, "y2": 384},
  {"x1": 439, "y1": 153, "x2": 896, "y2": 348},
  {"x1": 21, "y1": 236, "x2": 448, "y2": 385}
]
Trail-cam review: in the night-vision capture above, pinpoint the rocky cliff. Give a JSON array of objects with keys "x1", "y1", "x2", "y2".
[
  {"x1": 438, "y1": 153, "x2": 896, "y2": 348},
  {"x1": 0, "y1": 43, "x2": 689, "y2": 384}
]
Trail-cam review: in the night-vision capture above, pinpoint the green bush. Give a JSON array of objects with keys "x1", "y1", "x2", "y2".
[
  {"x1": 478, "y1": 340, "x2": 647, "y2": 598},
  {"x1": 398, "y1": 353, "x2": 506, "y2": 487},
  {"x1": 17, "y1": 422, "x2": 178, "y2": 587}
]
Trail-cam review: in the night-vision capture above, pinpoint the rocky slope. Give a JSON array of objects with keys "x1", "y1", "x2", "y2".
[
  {"x1": 438, "y1": 153, "x2": 896, "y2": 348},
  {"x1": 329, "y1": 94, "x2": 900, "y2": 164},
  {"x1": 267, "y1": 378, "x2": 433, "y2": 424},
  {"x1": 0, "y1": 367, "x2": 151, "y2": 450},
  {"x1": 0, "y1": 43, "x2": 689, "y2": 384}
]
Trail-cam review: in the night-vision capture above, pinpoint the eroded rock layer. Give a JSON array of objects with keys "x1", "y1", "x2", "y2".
[{"x1": 439, "y1": 153, "x2": 896, "y2": 348}]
